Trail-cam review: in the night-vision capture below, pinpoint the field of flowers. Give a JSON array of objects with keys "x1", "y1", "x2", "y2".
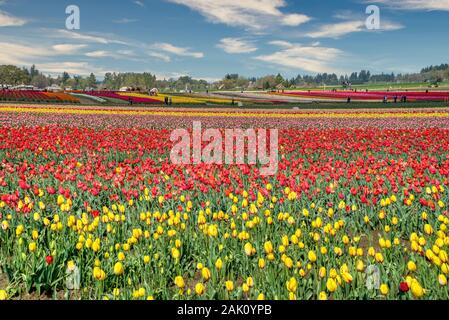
[
  {"x1": 277, "y1": 90, "x2": 449, "y2": 102},
  {"x1": 0, "y1": 91, "x2": 80, "y2": 104},
  {"x1": 1, "y1": 104, "x2": 449, "y2": 300}
]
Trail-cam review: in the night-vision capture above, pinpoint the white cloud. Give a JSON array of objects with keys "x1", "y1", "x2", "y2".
[
  {"x1": 281, "y1": 13, "x2": 310, "y2": 26},
  {"x1": 52, "y1": 44, "x2": 87, "y2": 54},
  {"x1": 134, "y1": 1, "x2": 145, "y2": 7},
  {"x1": 117, "y1": 50, "x2": 135, "y2": 56},
  {"x1": 148, "y1": 51, "x2": 171, "y2": 62},
  {"x1": 50, "y1": 29, "x2": 129, "y2": 45},
  {"x1": 268, "y1": 40, "x2": 293, "y2": 48},
  {"x1": 0, "y1": 42, "x2": 50, "y2": 65},
  {"x1": 305, "y1": 19, "x2": 403, "y2": 38},
  {"x1": 151, "y1": 42, "x2": 204, "y2": 58},
  {"x1": 165, "y1": 0, "x2": 311, "y2": 30},
  {"x1": 36, "y1": 61, "x2": 106, "y2": 76},
  {"x1": 217, "y1": 38, "x2": 258, "y2": 54},
  {"x1": 85, "y1": 50, "x2": 110, "y2": 58},
  {"x1": 0, "y1": 10, "x2": 27, "y2": 27},
  {"x1": 113, "y1": 18, "x2": 139, "y2": 24},
  {"x1": 254, "y1": 41, "x2": 343, "y2": 73},
  {"x1": 368, "y1": 0, "x2": 449, "y2": 11},
  {"x1": 0, "y1": 41, "x2": 108, "y2": 77},
  {"x1": 86, "y1": 50, "x2": 139, "y2": 61},
  {"x1": 0, "y1": 41, "x2": 89, "y2": 66}
]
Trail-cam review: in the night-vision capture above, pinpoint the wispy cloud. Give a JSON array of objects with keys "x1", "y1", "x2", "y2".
[
  {"x1": 304, "y1": 9, "x2": 404, "y2": 38},
  {"x1": 150, "y1": 42, "x2": 204, "y2": 58},
  {"x1": 113, "y1": 18, "x2": 139, "y2": 24},
  {"x1": 49, "y1": 29, "x2": 129, "y2": 45},
  {"x1": 367, "y1": 0, "x2": 449, "y2": 11},
  {"x1": 254, "y1": 40, "x2": 343, "y2": 73},
  {"x1": 85, "y1": 50, "x2": 140, "y2": 61},
  {"x1": 36, "y1": 61, "x2": 107, "y2": 76},
  {"x1": 52, "y1": 44, "x2": 88, "y2": 54},
  {"x1": 165, "y1": 0, "x2": 311, "y2": 31},
  {"x1": 85, "y1": 51, "x2": 113, "y2": 58},
  {"x1": 305, "y1": 20, "x2": 403, "y2": 38},
  {"x1": 148, "y1": 51, "x2": 171, "y2": 62},
  {"x1": 134, "y1": 0, "x2": 145, "y2": 7},
  {"x1": 217, "y1": 38, "x2": 258, "y2": 54},
  {"x1": 0, "y1": 10, "x2": 27, "y2": 27},
  {"x1": 0, "y1": 41, "x2": 87, "y2": 66}
]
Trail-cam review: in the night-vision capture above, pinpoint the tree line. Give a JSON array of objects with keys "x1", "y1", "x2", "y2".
[{"x1": 1, "y1": 63, "x2": 448, "y2": 91}]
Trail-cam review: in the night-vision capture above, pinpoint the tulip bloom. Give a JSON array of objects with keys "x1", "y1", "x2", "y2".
[
  {"x1": 286, "y1": 277, "x2": 297, "y2": 293},
  {"x1": 380, "y1": 284, "x2": 389, "y2": 295},
  {"x1": 399, "y1": 281, "x2": 410, "y2": 293},
  {"x1": 410, "y1": 280, "x2": 424, "y2": 298},
  {"x1": 174, "y1": 276, "x2": 185, "y2": 289},
  {"x1": 327, "y1": 278, "x2": 338, "y2": 293},
  {"x1": 195, "y1": 283, "x2": 205, "y2": 296},
  {"x1": 46, "y1": 255, "x2": 54, "y2": 265},
  {"x1": 114, "y1": 262, "x2": 124, "y2": 276},
  {"x1": 225, "y1": 281, "x2": 234, "y2": 292}
]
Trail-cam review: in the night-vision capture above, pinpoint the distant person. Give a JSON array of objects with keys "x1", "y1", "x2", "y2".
[
  {"x1": 169, "y1": 96, "x2": 173, "y2": 105},
  {"x1": 164, "y1": 96, "x2": 169, "y2": 105},
  {"x1": 129, "y1": 97, "x2": 133, "y2": 106},
  {"x1": 394, "y1": 96, "x2": 398, "y2": 103},
  {"x1": 232, "y1": 98, "x2": 235, "y2": 105},
  {"x1": 347, "y1": 97, "x2": 351, "y2": 103},
  {"x1": 383, "y1": 96, "x2": 388, "y2": 103}
]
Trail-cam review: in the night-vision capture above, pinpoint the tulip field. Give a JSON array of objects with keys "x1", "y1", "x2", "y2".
[{"x1": 2, "y1": 104, "x2": 449, "y2": 301}]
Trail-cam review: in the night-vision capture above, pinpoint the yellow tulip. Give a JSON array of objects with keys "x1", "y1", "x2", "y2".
[
  {"x1": 327, "y1": 278, "x2": 338, "y2": 293},
  {"x1": 28, "y1": 242, "x2": 37, "y2": 253},
  {"x1": 407, "y1": 261, "x2": 417, "y2": 272},
  {"x1": 215, "y1": 258, "x2": 223, "y2": 270},
  {"x1": 341, "y1": 272, "x2": 353, "y2": 284},
  {"x1": 410, "y1": 280, "x2": 424, "y2": 298},
  {"x1": 319, "y1": 267, "x2": 327, "y2": 278},
  {"x1": 318, "y1": 291, "x2": 327, "y2": 300},
  {"x1": 308, "y1": 250, "x2": 317, "y2": 263},
  {"x1": 380, "y1": 284, "x2": 389, "y2": 295},
  {"x1": 286, "y1": 277, "x2": 297, "y2": 293},
  {"x1": 225, "y1": 280, "x2": 234, "y2": 292},
  {"x1": 0, "y1": 290, "x2": 7, "y2": 300},
  {"x1": 174, "y1": 276, "x2": 185, "y2": 289},
  {"x1": 113, "y1": 262, "x2": 124, "y2": 276},
  {"x1": 439, "y1": 274, "x2": 447, "y2": 286},
  {"x1": 195, "y1": 283, "x2": 205, "y2": 295},
  {"x1": 264, "y1": 241, "x2": 273, "y2": 254},
  {"x1": 201, "y1": 267, "x2": 211, "y2": 281},
  {"x1": 244, "y1": 242, "x2": 254, "y2": 256}
]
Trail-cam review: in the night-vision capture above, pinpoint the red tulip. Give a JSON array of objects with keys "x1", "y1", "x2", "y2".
[{"x1": 399, "y1": 282, "x2": 409, "y2": 293}]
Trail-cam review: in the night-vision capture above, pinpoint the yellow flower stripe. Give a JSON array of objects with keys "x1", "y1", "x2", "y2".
[{"x1": 1, "y1": 106, "x2": 449, "y2": 119}]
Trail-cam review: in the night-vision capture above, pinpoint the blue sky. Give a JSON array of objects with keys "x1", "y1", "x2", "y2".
[{"x1": 0, "y1": 0, "x2": 448, "y2": 81}]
